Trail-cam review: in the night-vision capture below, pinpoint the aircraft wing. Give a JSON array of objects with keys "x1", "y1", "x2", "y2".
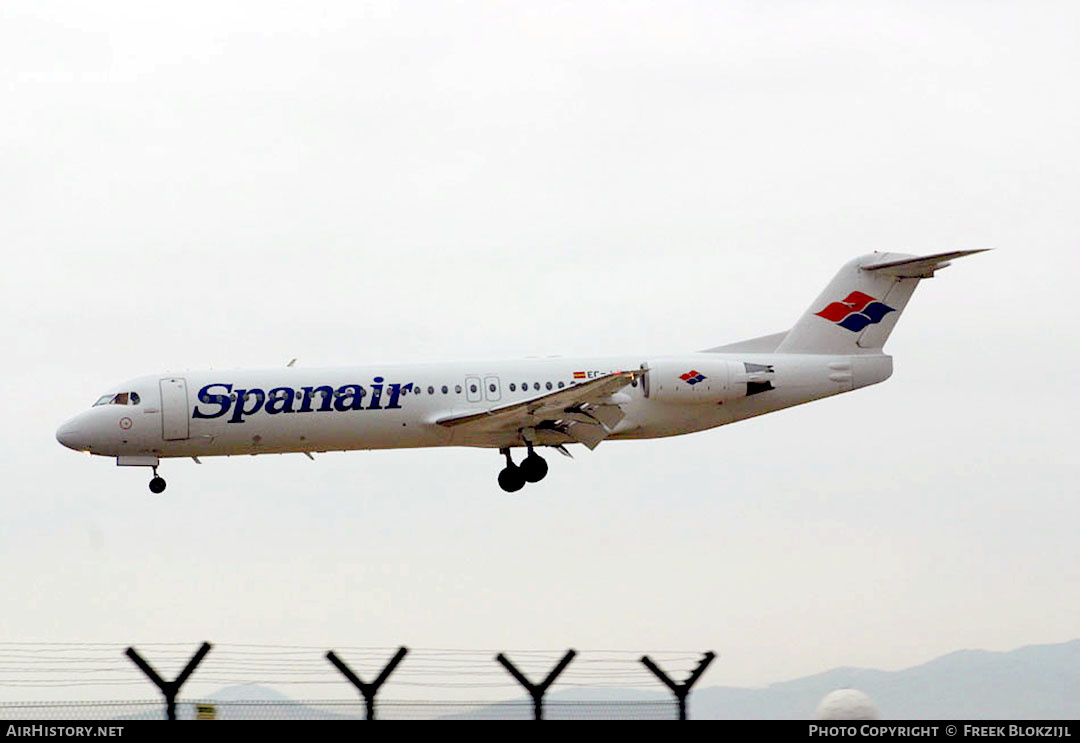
[{"x1": 436, "y1": 369, "x2": 645, "y2": 449}]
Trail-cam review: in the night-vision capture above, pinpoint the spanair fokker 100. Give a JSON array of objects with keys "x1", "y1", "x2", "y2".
[{"x1": 57, "y1": 250, "x2": 986, "y2": 493}]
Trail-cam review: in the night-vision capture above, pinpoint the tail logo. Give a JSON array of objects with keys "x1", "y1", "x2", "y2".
[
  {"x1": 679, "y1": 370, "x2": 706, "y2": 385},
  {"x1": 816, "y1": 291, "x2": 895, "y2": 332}
]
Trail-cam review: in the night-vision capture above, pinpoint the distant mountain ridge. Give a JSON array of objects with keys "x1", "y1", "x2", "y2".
[{"x1": 550, "y1": 639, "x2": 1080, "y2": 720}]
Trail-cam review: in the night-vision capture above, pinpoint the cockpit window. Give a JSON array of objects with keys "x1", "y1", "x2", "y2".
[{"x1": 93, "y1": 392, "x2": 140, "y2": 407}]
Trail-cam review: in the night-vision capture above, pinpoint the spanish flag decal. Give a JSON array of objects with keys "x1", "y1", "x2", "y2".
[{"x1": 573, "y1": 371, "x2": 586, "y2": 380}]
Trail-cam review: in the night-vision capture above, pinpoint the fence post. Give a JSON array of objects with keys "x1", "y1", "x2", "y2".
[
  {"x1": 496, "y1": 649, "x2": 576, "y2": 720},
  {"x1": 125, "y1": 642, "x2": 212, "y2": 720},
  {"x1": 326, "y1": 646, "x2": 408, "y2": 720},
  {"x1": 640, "y1": 651, "x2": 715, "y2": 720}
]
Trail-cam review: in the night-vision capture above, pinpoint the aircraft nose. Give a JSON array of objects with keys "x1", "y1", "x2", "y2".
[{"x1": 56, "y1": 422, "x2": 84, "y2": 451}]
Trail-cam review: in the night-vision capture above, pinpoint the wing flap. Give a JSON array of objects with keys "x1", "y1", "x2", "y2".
[
  {"x1": 588, "y1": 403, "x2": 626, "y2": 430},
  {"x1": 566, "y1": 421, "x2": 608, "y2": 450}
]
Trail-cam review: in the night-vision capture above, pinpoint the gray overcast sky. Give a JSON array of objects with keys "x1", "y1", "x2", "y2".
[{"x1": 1, "y1": 1, "x2": 1078, "y2": 701}]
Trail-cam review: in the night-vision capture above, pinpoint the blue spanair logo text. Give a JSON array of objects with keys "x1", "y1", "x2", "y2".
[{"x1": 191, "y1": 379, "x2": 413, "y2": 424}]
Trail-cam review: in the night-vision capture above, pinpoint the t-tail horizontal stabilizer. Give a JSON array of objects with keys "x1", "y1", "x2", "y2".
[{"x1": 861, "y1": 249, "x2": 990, "y2": 278}]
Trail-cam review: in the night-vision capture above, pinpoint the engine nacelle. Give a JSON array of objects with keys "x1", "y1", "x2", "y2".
[{"x1": 645, "y1": 358, "x2": 774, "y2": 404}]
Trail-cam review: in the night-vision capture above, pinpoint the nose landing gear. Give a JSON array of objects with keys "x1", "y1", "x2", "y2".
[
  {"x1": 149, "y1": 467, "x2": 167, "y2": 494},
  {"x1": 116, "y1": 456, "x2": 167, "y2": 494},
  {"x1": 497, "y1": 445, "x2": 548, "y2": 492}
]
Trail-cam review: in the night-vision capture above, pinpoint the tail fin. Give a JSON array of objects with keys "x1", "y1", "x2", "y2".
[{"x1": 775, "y1": 250, "x2": 988, "y2": 354}]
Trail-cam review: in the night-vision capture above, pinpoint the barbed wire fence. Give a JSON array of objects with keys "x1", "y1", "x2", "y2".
[
  {"x1": 0, "y1": 642, "x2": 715, "y2": 720},
  {"x1": 0, "y1": 699, "x2": 680, "y2": 721}
]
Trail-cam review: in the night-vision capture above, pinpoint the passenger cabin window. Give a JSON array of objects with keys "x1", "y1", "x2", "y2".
[
  {"x1": 441, "y1": 385, "x2": 448, "y2": 394},
  {"x1": 455, "y1": 385, "x2": 462, "y2": 394},
  {"x1": 509, "y1": 383, "x2": 516, "y2": 392},
  {"x1": 557, "y1": 382, "x2": 564, "y2": 389},
  {"x1": 427, "y1": 386, "x2": 435, "y2": 395},
  {"x1": 545, "y1": 382, "x2": 553, "y2": 390}
]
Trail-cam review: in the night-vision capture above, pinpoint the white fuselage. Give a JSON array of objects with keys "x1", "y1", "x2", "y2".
[
  {"x1": 56, "y1": 352, "x2": 893, "y2": 460},
  {"x1": 55, "y1": 249, "x2": 986, "y2": 493}
]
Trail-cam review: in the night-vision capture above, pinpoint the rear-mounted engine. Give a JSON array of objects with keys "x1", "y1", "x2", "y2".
[{"x1": 645, "y1": 359, "x2": 775, "y2": 404}]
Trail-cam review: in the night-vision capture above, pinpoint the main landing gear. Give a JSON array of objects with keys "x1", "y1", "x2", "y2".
[{"x1": 498, "y1": 445, "x2": 549, "y2": 493}]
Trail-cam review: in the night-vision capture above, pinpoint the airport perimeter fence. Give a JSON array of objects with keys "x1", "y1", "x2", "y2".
[
  {"x1": 0, "y1": 699, "x2": 679, "y2": 721},
  {"x1": 0, "y1": 643, "x2": 714, "y2": 720}
]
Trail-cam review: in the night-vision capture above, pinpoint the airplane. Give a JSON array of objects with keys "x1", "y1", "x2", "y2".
[{"x1": 56, "y1": 250, "x2": 986, "y2": 493}]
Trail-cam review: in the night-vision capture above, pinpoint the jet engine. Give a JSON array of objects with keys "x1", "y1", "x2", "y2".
[{"x1": 644, "y1": 358, "x2": 775, "y2": 404}]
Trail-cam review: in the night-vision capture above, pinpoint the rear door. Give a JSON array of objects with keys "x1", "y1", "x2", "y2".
[{"x1": 159, "y1": 377, "x2": 190, "y2": 440}]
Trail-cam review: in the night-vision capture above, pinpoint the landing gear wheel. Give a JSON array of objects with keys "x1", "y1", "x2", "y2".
[
  {"x1": 519, "y1": 453, "x2": 548, "y2": 483},
  {"x1": 149, "y1": 476, "x2": 166, "y2": 494},
  {"x1": 498, "y1": 466, "x2": 526, "y2": 493}
]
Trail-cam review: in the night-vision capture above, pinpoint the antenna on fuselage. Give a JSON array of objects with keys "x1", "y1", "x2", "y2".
[{"x1": 286, "y1": 358, "x2": 297, "y2": 367}]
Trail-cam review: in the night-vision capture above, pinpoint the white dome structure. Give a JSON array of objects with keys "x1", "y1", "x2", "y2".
[{"x1": 816, "y1": 688, "x2": 879, "y2": 720}]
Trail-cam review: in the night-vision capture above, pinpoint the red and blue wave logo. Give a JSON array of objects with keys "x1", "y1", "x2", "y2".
[
  {"x1": 815, "y1": 291, "x2": 895, "y2": 332},
  {"x1": 679, "y1": 370, "x2": 706, "y2": 385}
]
